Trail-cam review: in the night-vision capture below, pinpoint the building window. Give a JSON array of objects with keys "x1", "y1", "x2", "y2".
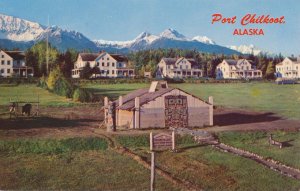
[
  {"x1": 7, "y1": 69, "x2": 10, "y2": 73},
  {"x1": 102, "y1": 62, "x2": 104, "y2": 66},
  {"x1": 97, "y1": 62, "x2": 100, "y2": 66},
  {"x1": 107, "y1": 62, "x2": 110, "y2": 67},
  {"x1": 107, "y1": 57, "x2": 109, "y2": 60},
  {"x1": 1, "y1": 55, "x2": 3, "y2": 58},
  {"x1": 101, "y1": 70, "x2": 105, "y2": 74},
  {"x1": 1, "y1": 60, "x2": 4, "y2": 65},
  {"x1": 7, "y1": 61, "x2": 10, "y2": 65},
  {"x1": 112, "y1": 62, "x2": 115, "y2": 67},
  {"x1": 112, "y1": 70, "x2": 115, "y2": 74},
  {"x1": 0, "y1": 69, "x2": 3, "y2": 73},
  {"x1": 107, "y1": 70, "x2": 110, "y2": 74},
  {"x1": 119, "y1": 63, "x2": 122, "y2": 68},
  {"x1": 102, "y1": 57, "x2": 104, "y2": 60}
]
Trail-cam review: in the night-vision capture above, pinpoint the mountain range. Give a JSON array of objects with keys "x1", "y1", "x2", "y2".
[{"x1": 0, "y1": 13, "x2": 266, "y2": 55}]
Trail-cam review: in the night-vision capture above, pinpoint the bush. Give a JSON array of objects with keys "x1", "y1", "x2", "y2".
[
  {"x1": 53, "y1": 77, "x2": 74, "y2": 98},
  {"x1": 116, "y1": 135, "x2": 149, "y2": 148},
  {"x1": 47, "y1": 67, "x2": 63, "y2": 90},
  {"x1": 72, "y1": 88, "x2": 94, "y2": 102},
  {"x1": 37, "y1": 75, "x2": 48, "y2": 89}
]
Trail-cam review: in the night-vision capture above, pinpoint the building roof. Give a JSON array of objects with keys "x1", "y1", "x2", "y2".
[
  {"x1": 79, "y1": 53, "x2": 101, "y2": 61},
  {"x1": 116, "y1": 87, "x2": 175, "y2": 110},
  {"x1": 110, "y1": 54, "x2": 128, "y2": 62},
  {"x1": 224, "y1": 59, "x2": 238, "y2": 65},
  {"x1": 5, "y1": 51, "x2": 25, "y2": 60},
  {"x1": 113, "y1": 81, "x2": 210, "y2": 111},
  {"x1": 162, "y1": 57, "x2": 177, "y2": 65}
]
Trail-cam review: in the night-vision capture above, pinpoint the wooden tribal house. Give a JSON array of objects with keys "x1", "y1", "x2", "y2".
[{"x1": 104, "y1": 81, "x2": 213, "y2": 129}]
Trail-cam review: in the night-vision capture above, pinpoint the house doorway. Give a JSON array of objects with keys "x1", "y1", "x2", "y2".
[{"x1": 165, "y1": 95, "x2": 188, "y2": 128}]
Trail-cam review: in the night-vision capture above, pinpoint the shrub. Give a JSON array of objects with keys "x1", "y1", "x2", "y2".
[
  {"x1": 53, "y1": 77, "x2": 74, "y2": 98},
  {"x1": 116, "y1": 135, "x2": 149, "y2": 148},
  {"x1": 47, "y1": 67, "x2": 63, "y2": 90},
  {"x1": 37, "y1": 75, "x2": 48, "y2": 89},
  {"x1": 72, "y1": 88, "x2": 94, "y2": 102}
]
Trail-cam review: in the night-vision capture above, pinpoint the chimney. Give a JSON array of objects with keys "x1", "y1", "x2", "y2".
[{"x1": 119, "y1": 96, "x2": 123, "y2": 106}]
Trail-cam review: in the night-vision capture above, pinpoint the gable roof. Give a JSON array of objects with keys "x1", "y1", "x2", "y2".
[
  {"x1": 110, "y1": 54, "x2": 128, "y2": 62},
  {"x1": 5, "y1": 51, "x2": 25, "y2": 60},
  {"x1": 114, "y1": 84, "x2": 211, "y2": 111},
  {"x1": 162, "y1": 57, "x2": 177, "y2": 65},
  {"x1": 117, "y1": 87, "x2": 175, "y2": 110},
  {"x1": 224, "y1": 59, "x2": 238, "y2": 65}
]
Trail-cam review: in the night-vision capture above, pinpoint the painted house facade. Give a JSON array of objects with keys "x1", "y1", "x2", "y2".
[
  {"x1": 72, "y1": 52, "x2": 134, "y2": 78},
  {"x1": 157, "y1": 57, "x2": 203, "y2": 78},
  {"x1": 275, "y1": 57, "x2": 300, "y2": 79},
  {"x1": 216, "y1": 59, "x2": 262, "y2": 79},
  {"x1": 0, "y1": 50, "x2": 33, "y2": 78},
  {"x1": 104, "y1": 81, "x2": 213, "y2": 129}
]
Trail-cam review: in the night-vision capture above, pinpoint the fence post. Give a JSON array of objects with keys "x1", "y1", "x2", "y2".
[
  {"x1": 150, "y1": 132, "x2": 153, "y2": 151},
  {"x1": 150, "y1": 151, "x2": 155, "y2": 191},
  {"x1": 172, "y1": 131, "x2": 175, "y2": 151}
]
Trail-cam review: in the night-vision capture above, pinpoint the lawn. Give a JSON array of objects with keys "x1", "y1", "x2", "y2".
[
  {"x1": 1, "y1": 82, "x2": 300, "y2": 119},
  {"x1": 0, "y1": 137, "x2": 177, "y2": 190},
  {"x1": 115, "y1": 134, "x2": 300, "y2": 191},
  {"x1": 0, "y1": 84, "x2": 76, "y2": 107},
  {"x1": 85, "y1": 82, "x2": 300, "y2": 120},
  {"x1": 218, "y1": 130, "x2": 300, "y2": 169}
]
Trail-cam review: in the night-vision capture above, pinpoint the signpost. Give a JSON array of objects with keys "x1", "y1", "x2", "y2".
[{"x1": 149, "y1": 131, "x2": 176, "y2": 191}]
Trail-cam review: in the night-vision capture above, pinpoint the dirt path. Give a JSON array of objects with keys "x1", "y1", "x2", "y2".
[{"x1": 89, "y1": 129, "x2": 203, "y2": 191}]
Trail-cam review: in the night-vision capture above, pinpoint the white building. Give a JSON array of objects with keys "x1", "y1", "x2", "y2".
[
  {"x1": 0, "y1": 50, "x2": 33, "y2": 78},
  {"x1": 72, "y1": 52, "x2": 134, "y2": 78},
  {"x1": 216, "y1": 59, "x2": 262, "y2": 79},
  {"x1": 275, "y1": 57, "x2": 300, "y2": 79},
  {"x1": 157, "y1": 57, "x2": 203, "y2": 78}
]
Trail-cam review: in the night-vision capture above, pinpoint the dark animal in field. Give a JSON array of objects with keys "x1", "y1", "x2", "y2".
[{"x1": 22, "y1": 104, "x2": 32, "y2": 116}]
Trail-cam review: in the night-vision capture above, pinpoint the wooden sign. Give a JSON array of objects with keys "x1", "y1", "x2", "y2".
[{"x1": 150, "y1": 132, "x2": 175, "y2": 151}]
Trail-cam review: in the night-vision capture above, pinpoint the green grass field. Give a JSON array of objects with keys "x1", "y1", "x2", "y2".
[
  {"x1": 115, "y1": 134, "x2": 300, "y2": 191},
  {"x1": 218, "y1": 131, "x2": 300, "y2": 169},
  {"x1": 85, "y1": 82, "x2": 300, "y2": 120},
  {"x1": 1, "y1": 82, "x2": 300, "y2": 119},
  {"x1": 0, "y1": 137, "x2": 177, "y2": 190},
  {"x1": 0, "y1": 84, "x2": 76, "y2": 107}
]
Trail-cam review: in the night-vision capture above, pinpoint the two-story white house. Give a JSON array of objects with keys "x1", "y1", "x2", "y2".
[
  {"x1": 216, "y1": 59, "x2": 262, "y2": 79},
  {"x1": 0, "y1": 50, "x2": 33, "y2": 78},
  {"x1": 275, "y1": 57, "x2": 300, "y2": 79},
  {"x1": 71, "y1": 52, "x2": 134, "y2": 78},
  {"x1": 157, "y1": 57, "x2": 203, "y2": 78}
]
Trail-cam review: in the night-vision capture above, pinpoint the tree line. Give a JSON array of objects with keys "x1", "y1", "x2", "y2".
[{"x1": 23, "y1": 41, "x2": 284, "y2": 79}]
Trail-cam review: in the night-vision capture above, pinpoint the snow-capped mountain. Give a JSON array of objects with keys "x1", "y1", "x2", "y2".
[
  {"x1": 159, "y1": 28, "x2": 187, "y2": 40},
  {"x1": 0, "y1": 13, "x2": 99, "y2": 51},
  {"x1": 227, "y1": 44, "x2": 261, "y2": 55},
  {"x1": 192, "y1": 36, "x2": 215, "y2": 45},
  {"x1": 0, "y1": 13, "x2": 241, "y2": 54},
  {"x1": 93, "y1": 28, "x2": 238, "y2": 54},
  {"x1": 0, "y1": 13, "x2": 45, "y2": 41}
]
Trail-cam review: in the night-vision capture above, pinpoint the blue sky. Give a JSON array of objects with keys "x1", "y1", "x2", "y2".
[{"x1": 0, "y1": 0, "x2": 299, "y2": 55}]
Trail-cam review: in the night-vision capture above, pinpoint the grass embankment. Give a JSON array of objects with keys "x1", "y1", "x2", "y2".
[
  {"x1": 115, "y1": 134, "x2": 300, "y2": 191},
  {"x1": 0, "y1": 137, "x2": 177, "y2": 190},
  {"x1": 218, "y1": 131, "x2": 300, "y2": 169}
]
